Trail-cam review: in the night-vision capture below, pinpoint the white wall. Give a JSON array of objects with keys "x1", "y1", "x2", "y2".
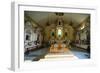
[
  {"x1": 24, "y1": 21, "x2": 37, "y2": 42},
  {"x1": 0, "y1": 0, "x2": 100, "y2": 73}
]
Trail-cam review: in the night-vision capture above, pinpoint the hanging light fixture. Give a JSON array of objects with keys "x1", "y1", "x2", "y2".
[
  {"x1": 69, "y1": 19, "x2": 73, "y2": 26},
  {"x1": 46, "y1": 14, "x2": 50, "y2": 26},
  {"x1": 69, "y1": 14, "x2": 73, "y2": 26}
]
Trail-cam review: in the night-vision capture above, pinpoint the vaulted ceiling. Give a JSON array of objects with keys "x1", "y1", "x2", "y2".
[{"x1": 25, "y1": 11, "x2": 90, "y2": 28}]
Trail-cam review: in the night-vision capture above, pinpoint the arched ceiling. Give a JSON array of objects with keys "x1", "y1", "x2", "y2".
[{"x1": 25, "y1": 11, "x2": 89, "y2": 28}]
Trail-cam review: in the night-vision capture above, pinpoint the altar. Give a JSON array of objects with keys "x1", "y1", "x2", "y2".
[{"x1": 49, "y1": 43, "x2": 67, "y2": 53}]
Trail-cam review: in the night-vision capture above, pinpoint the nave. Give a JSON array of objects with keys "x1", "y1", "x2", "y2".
[
  {"x1": 24, "y1": 11, "x2": 90, "y2": 62},
  {"x1": 24, "y1": 45, "x2": 90, "y2": 61}
]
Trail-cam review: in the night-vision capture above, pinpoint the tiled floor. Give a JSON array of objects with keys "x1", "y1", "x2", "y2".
[
  {"x1": 70, "y1": 47, "x2": 90, "y2": 59},
  {"x1": 24, "y1": 46, "x2": 90, "y2": 61},
  {"x1": 24, "y1": 47, "x2": 49, "y2": 61}
]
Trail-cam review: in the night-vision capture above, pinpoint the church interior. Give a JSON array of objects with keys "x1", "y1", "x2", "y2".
[{"x1": 24, "y1": 11, "x2": 90, "y2": 61}]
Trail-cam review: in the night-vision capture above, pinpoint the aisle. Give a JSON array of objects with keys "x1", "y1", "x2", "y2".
[{"x1": 40, "y1": 48, "x2": 78, "y2": 61}]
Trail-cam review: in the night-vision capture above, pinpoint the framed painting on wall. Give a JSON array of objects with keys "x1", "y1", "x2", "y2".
[{"x1": 11, "y1": 1, "x2": 97, "y2": 71}]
